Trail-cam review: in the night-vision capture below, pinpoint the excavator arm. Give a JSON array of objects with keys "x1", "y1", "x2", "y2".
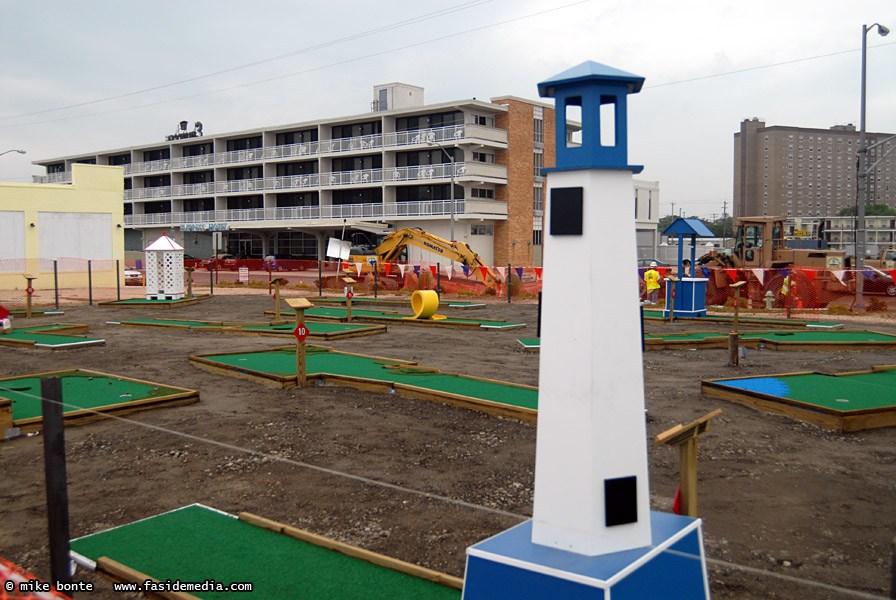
[{"x1": 374, "y1": 228, "x2": 499, "y2": 285}]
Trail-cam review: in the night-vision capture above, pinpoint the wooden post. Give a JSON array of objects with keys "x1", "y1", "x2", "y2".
[
  {"x1": 655, "y1": 409, "x2": 722, "y2": 518},
  {"x1": 41, "y1": 377, "x2": 72, "y2": 586},
  {"x1": 343, "y1": 274, "x2": 356, "y2": 323},
  {"x1": 728, "y1": 333, "x2": 740, "y2": 366},
  {"x1": 285, "y1": 298, "x2": 313, "y2": 388},
  {"x1": 185, "y1": 267, "x2": 195, "y2": 299},
  {"x1": 729, "y1": 281, "x2": 747, "y2": 367},
  {"x1": 666, "y1": 276, "x2": 679, "y2": 323},
  {"x1": 23, "y1": 274, "x2": 36, "y2": 318},
  {"x1": 272, "y1": 278, "x2": 288, "y2": 322}
]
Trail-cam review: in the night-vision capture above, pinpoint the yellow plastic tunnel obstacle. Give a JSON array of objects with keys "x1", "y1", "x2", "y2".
[{"x1": 407, "y1": 290, "x2": 447, "y2": 320}]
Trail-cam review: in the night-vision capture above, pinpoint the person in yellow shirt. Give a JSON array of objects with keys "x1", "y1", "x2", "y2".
[{"x1": 643, "y1": 262, "x2": 661, "y2": 304}]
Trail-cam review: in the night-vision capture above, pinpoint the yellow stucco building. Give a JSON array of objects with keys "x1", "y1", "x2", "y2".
[{"x1": 0, "y1": 164, "x2": 125, "y2": 290}]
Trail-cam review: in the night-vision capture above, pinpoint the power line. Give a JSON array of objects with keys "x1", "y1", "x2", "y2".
[
  {"x1": 1, "y1": 0, "x2": 593, "y2": 129},
  {"x1": 0, "y1": 0, "x2": 496, "y2": 122},
  {"x1": 646, "y1": 42, "x2": 896, "y2": 89}
]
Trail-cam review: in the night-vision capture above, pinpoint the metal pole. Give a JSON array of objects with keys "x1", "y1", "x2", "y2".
[
  {"x1": 116, "y1": 259, "x2": 121, "y2": 301},
  {"x1": 53, "y1": 260, "x2": 59, "y2": 310},
  {"x1": 856, "y1": 24, "x2": 869, "y2": 312},
  {"x1": 209, "y1": 263, "x2": 214, "y2": 296},
  {"x1": 450, "y1": 157, "x2": 455, "y2": 242},
  {"x1": 41, "y1": 377, "x2": 72, "y2": 587},
  {"x1": 436, "y1": 262, "x2": 441, "y2": 296},
  {"x1": 318, "y1": 260, "x2": 323, "y2": 296},
  {"x1": 507, "y1": 263, "x2": 512, "y2": 304},
  {"x1": 88, "y1": 260, "x2": 93, "y2": 306},
  {"x1": 373, "y1": 260, "x2": 378, "y2": 299}
]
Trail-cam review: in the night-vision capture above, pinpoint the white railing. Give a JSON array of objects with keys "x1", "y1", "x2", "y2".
[
  {"x1": 216, "y1": 178, "x2": 265, "y2": 194},
  {"x1": 266, "y1": 174, "x2": 320, "y2": 190},
  {"x1": 35, "y1": 124, "x2": 508, "y2": 182},
  {"x1": 122, "y1": 199, "x2": 517, "y2": 227},
  {"x1": 124, "y1": 186, "x2": 172, "y2": 200}
]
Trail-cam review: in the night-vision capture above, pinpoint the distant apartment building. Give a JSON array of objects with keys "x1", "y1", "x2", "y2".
[
  {"x1": 34, "y1": 84, "x2": 660, "y2": 266},
  {"x1": 734, "y1": 118, "x2": 896, "y2": 219}
]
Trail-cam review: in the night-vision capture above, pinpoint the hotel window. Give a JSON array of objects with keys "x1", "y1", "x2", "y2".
[
  {"x1": 534, "y1": 151, "x2": 544, "y2": 177},
  {"x1": 276, "y1": 129, "x2": 318, "y2": 145},
  {"x1": 470, "y1": 187, "x2": 495, "y2": 199},
  {"x1": 331, "y1": 121, "x2": 381, "y2": 139},
  {"x1": 471, "y1": 224, "x2": 494, "y2": 235},
  {"x1": 472, "y1": 152, "x2": 496, "y2": 163},
  {"x1": 183, "y1": 142, "x2": 213, "y2": 157},
  {"x1": 533, "y1": 186, "x2": 543, "y2": 213},
  {"x1": 226, "y1": 137, "x2": 262, "y2": 151},
  {"x1": 143, "y1": 148, "x2": 170, "y2": 161},
  {"x1": 473, "y1": 115, "x2": 495, "y2": 127}
]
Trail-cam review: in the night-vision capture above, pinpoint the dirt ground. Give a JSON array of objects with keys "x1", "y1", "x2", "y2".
[{"x1": 1, "y1": 293, "x2": 895, "y2": 599}]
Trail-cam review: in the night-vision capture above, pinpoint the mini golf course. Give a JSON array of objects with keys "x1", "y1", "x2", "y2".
[
  {"x1": 314, "y1": 296, "x2": 486, "y2": 309},
  {"x1": 109, "y1": 318, "x2": 386, "y2": 340},
  {"x1": 190, "y1": 346, "x2": 538, "y2": 423},
  {"x1": 266, "y1": 307, "x2": 525, "y2": 330},
  {"x1": 8, "y1": 308, "x2": 65, "y2": 318},
  {"x1": 517, "y1": 329, "x2": 896, "y2": 352},
  {"x1": 0, "y1": 369, "x2": 198, "y2": 435},
  {"x1": 702, "y1": 365, "x2": 896, "y2": 432},
  {"x1": 98, "y1": 295, "x2": 210, "y2": 309},
  {"x1": 70, "y1": 504, "x2": 462, "y2": 600},
  {"x1": 0, "y1": 324, "x2": 104, "y2": 350},
  {"x1": 642, "y1": 310, "x2": 842, "y2": 329}
]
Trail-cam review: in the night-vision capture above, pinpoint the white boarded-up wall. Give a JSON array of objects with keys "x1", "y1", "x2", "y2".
[
  {"x1": 0, "y1": 211, "x2": 26, "y2": 260},
  {"x1": 38, "y1": 212, "x2": 113, "y2": 260}
]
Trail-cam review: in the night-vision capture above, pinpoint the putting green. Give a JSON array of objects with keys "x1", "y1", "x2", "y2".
[
  {"x1": 115, "y1": 318, "x2": 384, "y2": 339},
  {"x1": 272, "y1": 307, "x2": 523, "y2": 329},
  {"x1": 646, "y1": 330, "x2": 896, "y2": 343},
  {"x1": 0, "y1": 324, "x2": 102, "y2": 349},
  {"x1": 200, "y1": 347, "x2": 538, "y2": 411},
  {"x1": 0, "y1": 370, "x2": 190, "y2": 421},
  {"x1": 642, "y1": 310, "x2": 841, "y2": 329},
  {"x1": 71, "y1": 505, "x2": 461, "y2": 600}
]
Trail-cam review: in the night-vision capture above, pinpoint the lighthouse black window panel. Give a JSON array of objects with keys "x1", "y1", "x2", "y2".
[{"x1": 549, "y1": 187, "x2": 583, "y2": 236}]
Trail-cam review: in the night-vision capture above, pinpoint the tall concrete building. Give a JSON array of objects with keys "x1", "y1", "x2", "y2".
[
  {"x1": 734, "y1": 118, "x2": 896, "y2": 219},
  {"x1": 34, "y1": 85, "x2": 660, "y2": 266}
]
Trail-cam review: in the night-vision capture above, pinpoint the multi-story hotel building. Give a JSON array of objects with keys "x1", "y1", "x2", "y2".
[
  {"x1": 34, "y1": 84, "x2": 660, "y2": 266},
  {"x1": 734, "y1": 118, "x2": 896, "y2": 220}
]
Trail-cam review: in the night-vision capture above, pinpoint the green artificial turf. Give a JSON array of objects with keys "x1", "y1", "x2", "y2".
[
  {"x1": 204, "y1": 347, "x2": 539, "y2": 410},
  {"x1": 645, "y1": 330, "x2": 896, "y2": 343},
  {"x1": 299, "y1": 307, "x2": 522, "y2": 328},
  {"x1": 716, "y1": 370, "x2": 896, "y2": 412},
  {"x1": 120, "y1": 319, "x2": 375, "y2": 334},
  {"x1": 71, "y1": 505, "x2": 461, "y2": 600},
  {"x1": 0, "y1": 371, "x2": 184, "y2": 421},
  {"x1": 1, "y1": 324, "x2": 101, "y2": 348}
]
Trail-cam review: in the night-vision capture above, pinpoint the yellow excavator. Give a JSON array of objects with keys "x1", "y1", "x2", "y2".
[{"x1": 348, "y1": 227, "x2": 499, "y2": 285}]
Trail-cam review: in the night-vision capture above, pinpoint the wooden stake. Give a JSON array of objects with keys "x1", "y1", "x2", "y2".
[
  {"x1": 185, "y1": 267, "x2": 195, "y2": 299},
  {"x1": 285, "y1": 298, "x2": 313, "y2": 387},
  {"x1": 728, "y1": 333, "x2": 740, "y2": 366},
  {"x1": 666, "y1": 276, "x2": 679, "y2": 323},
  {"x1": 24, "y1": 275, "x2": 36, "y2": 319},
  {"x1": 343, "y1": 275, "x2": 356, "y2": 323}
]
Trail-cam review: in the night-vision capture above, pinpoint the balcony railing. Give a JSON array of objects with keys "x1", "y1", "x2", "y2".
[
  {"x1": 123, "y1": 198, "x2": 507, "y2": 228},
  {"x1": 34, "y1": 124, "x2": 509, "y2": 183}
]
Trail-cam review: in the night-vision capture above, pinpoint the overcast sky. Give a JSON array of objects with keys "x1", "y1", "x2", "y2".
[{"x1": 1, "y1": 0, "x2": 894, "y2": 219}]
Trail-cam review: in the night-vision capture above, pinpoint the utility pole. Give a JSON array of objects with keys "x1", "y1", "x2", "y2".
[
  {"x1": 671, "y1": 202, "x2": 675, "y2": 218},
  {"x1": 722, "y1": 200, "x2": 728, "y2": 249}
]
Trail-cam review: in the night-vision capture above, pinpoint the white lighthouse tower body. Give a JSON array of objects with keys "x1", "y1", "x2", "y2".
[
  {"x1": 462, "y1": 62, "x2": 709, "y2": 600},
  {"x1": 144, "y1": 233, "x2": 185, "y2": 300}
]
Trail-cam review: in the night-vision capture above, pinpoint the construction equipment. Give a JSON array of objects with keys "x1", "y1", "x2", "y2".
[
  {"x1": 348, "y1": 228, "x2": 499, "y2": 285},
  {"x1": 697, "y1": 216, "x2": 847, "y2": 307}
]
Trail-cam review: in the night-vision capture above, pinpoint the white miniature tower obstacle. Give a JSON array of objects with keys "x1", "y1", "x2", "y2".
[
  {"x1": 144, "y1": 233, "x2": 185, "y2": 300},
  {"x1": 462, "y1": 62, "x2": 709, "y2": 599}
]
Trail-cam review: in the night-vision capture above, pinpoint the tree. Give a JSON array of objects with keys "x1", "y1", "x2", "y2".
[{"x1": 836, "y1": 203, "x2": 896, "y2": 216}]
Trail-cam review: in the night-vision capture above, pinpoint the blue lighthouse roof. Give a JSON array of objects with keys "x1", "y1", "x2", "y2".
[{"x1": 538, "y1": 61, "x2": 644, "y2": 98}]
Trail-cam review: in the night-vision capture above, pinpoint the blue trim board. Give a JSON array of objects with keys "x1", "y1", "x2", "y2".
[{"x1": 462, "y1": 513, "x2": 708, "y2": 600}]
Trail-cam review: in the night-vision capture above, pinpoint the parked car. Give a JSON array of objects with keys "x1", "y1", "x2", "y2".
[
  {"x1": 264, "y1": 254, "x2": 301, "y2": 271},
  {"x1": 124, "y1": 269, "x2": 143, "y2": 286},
  {"x1": 637, "y1": 258, "x2": 671, "y2": 268}
]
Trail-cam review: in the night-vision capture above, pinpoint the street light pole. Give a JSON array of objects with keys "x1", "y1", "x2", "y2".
[
  {"x1": 856, "y1": 22, "x2": 890, "y2": 311},
  {"x1": 0, "y1": 149, "x2": 26, "y2": 158},
  {"x1": 428, "y1": 140, "x2": 456, "y2": 242}
]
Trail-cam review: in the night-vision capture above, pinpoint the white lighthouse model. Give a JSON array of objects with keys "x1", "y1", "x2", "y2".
[
  {"x1": 461, "y1": 61, "x2": 709, "y2": 600},
  {"x1": 144, "y1": 233, "x2": 185, "y2": 300}
]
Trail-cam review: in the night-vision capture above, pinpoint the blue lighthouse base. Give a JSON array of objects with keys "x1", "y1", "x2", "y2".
[
  {"x1": 663, "y1": 278, "x2": 708, "y2": 318},
  {"x1": 462, "y1": 512, "x2": 709, "y2": 600}
]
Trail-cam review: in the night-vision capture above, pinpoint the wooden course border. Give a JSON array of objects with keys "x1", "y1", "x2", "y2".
[
  {"x1": 701, "y1": 365, "x2": 896, "y2": 433},
  {"x1": 0, "y1": 324, "x2": 104, "y2": 350},
  {"x1": 313, "y1": 296, "x2": 486, "y2": 309},
  {"x1": 0, "y1": 368, "x2": 199, "y2": 435},
  {"x1": 113, "y1": 318, "x2": 387, "y2": 340},
  {"x1": 82, "y1": 506, "x2": 462, "y2": 599},
  {"x1": 643, "y1": 312, "x2": 843, "y2": 329},
  {"x1": 98, "y1": 295, "x2": 211, "y2": 309},
  {"x1": 189, "y1": 345, "x2": 538, "y2": 424},
  {"x1": 264, "y1": 309, "x2": 524, "y2": 331},
  {"x1": 643, "y1": 329, "x2": 896, "y2": 352}
]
